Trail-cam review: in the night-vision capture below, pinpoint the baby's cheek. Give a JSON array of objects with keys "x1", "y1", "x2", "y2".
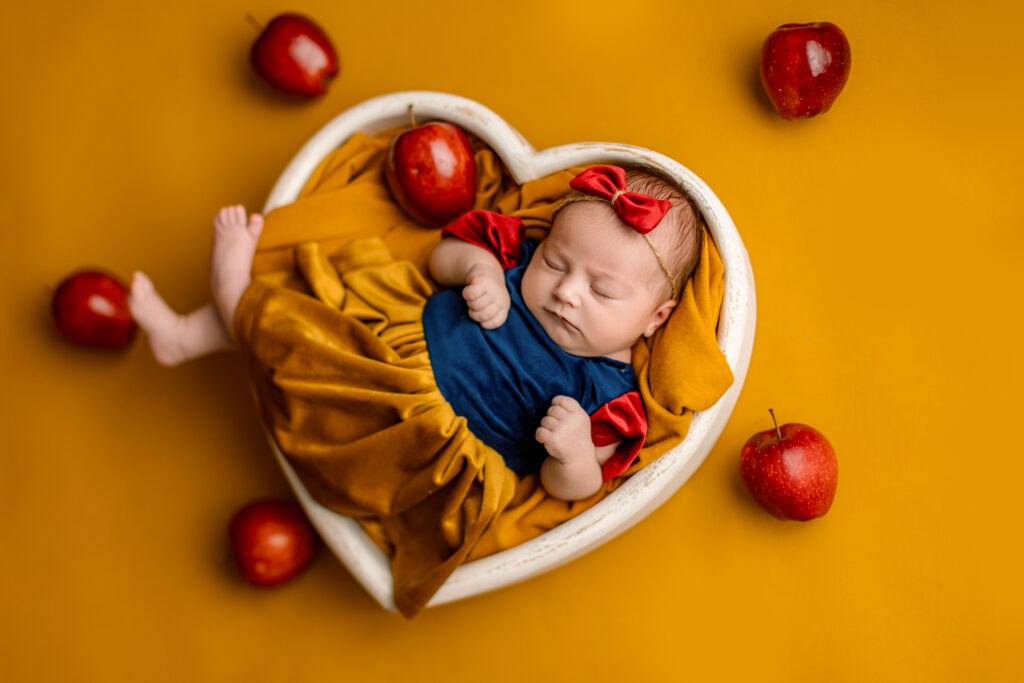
[{"x1": 520, "y1": 266, "x2": 545, "y2": 312}]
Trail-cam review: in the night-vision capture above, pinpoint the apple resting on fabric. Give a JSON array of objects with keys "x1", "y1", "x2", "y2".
[
  {"x1": 385, "y1": 112, "x2": 477, "y2": 227},
  {"x1": 760, "y1": 22, "x2": 851, "y2": 119}
]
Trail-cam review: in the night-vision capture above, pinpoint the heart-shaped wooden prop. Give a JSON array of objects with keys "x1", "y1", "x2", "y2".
[{"x1": 262, "y1": 91, "x2": 756, "y2": 611}]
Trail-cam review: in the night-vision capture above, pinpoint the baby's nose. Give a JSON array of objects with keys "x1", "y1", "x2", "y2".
[{"x1": 553, "y1": 278, "x2": 580, "y2": 306}]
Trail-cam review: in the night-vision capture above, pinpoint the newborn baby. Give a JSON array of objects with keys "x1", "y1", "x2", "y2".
[{"x1": 129, "y1": 164, "x2": 704, "y2": 501}]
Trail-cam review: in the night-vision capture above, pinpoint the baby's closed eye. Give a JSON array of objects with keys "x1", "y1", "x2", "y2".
[{"x1": 543, "y1": 256, "x2": 567, "y2": 272}]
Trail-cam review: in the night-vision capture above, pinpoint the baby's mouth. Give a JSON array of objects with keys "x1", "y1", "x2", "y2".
[{"x1": 549, "y1": 309, "x2": 578, "y2": 332}]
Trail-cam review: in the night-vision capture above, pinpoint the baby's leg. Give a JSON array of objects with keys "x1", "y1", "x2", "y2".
[
  {"x1": 128, "y1": 272, "x2": 233, "y2": 366},
  {"x1": 210, "y1": 205, "x2": 264, "y2": 334}
]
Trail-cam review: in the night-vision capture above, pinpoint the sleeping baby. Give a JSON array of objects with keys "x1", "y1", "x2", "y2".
[{"x1": 129, "y1": 164, "x2": 704, "y2": 502}]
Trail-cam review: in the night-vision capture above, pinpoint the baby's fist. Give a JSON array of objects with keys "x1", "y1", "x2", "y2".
[
  {"x1": 463, "y1": 263, "x2": 510, "y2": 329},
  {"x1": 535, "y1": 395, "x2": 592, "y2": 463}
]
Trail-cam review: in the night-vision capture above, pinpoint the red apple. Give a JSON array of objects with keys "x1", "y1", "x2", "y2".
[
  {"x1": 385, "y1": 111, "x2": 477, "y2": 227},
  {"x1": 760, "y1": 22, "x2": 851, "y2": 120},
  {"x1": 229, "y1": 500, "x2": 317, "y2": 587},
  {"x1": 249, "y1": 13, "x2": 339, "y2": 98},
  {"x1": 51, "y1": 270, "x2": 136, "y2": 349},
  {"x1": 740, "y1": 410, "x2": 838, "y2": 521}
]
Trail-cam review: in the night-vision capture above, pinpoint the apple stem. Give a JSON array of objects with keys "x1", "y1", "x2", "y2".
[
  {"x1": 245, "y1": 14, "x2": 264, "y2": 33},
  {"x1": 408, "y1": 104, "x2": 417, "y2": 129},
  {"x1": 768, "y1": 408, "x2": 782, "y2": 440}
]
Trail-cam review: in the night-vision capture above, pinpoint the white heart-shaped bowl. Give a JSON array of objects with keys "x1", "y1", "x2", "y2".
[{"x1": 261, "y1": 91, "x2": 756, "y2": 611}]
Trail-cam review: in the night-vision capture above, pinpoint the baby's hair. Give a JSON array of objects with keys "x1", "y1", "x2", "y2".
[{"x1": 555, "y1": 164, "x2": 705, "y2": 301}]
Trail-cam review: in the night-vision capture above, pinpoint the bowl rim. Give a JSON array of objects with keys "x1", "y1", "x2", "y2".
[{"x1": 261, "y1": 90, "x2": 757, "y2": 610}]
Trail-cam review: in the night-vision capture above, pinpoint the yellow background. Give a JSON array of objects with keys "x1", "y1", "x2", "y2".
[{"x1": 2, "y1": 0, "x2": 1021, "y2": 680}]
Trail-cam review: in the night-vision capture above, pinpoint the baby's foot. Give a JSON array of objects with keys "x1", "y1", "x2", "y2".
[
  {"x1": 210, "y1": 205, "x2": 264, "y2": 329},
  {"x1": 128, "y1": 271, "x2": 192, "y2": 366}
]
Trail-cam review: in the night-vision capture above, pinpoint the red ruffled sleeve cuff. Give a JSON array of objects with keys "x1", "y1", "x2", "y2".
[
  {"x1": 590, "y1": 391, "x2": 648, "y2": 482},
  {"x1": 440, "y1": 210, "x2": 525, "y2": 270}
]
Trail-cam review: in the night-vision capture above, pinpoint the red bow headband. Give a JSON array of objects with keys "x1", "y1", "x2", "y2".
[
  {"x1": 569, "y1": 165, "x2": 672, "y2": 234},
  {"x1": 568, "y1": 165, "x2": 679, "y2": 298}
]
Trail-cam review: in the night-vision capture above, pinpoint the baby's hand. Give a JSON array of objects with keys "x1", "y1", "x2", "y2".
[
  {"x1": 463, "y1": 263, "x2": 510, "y2": 329},
  {"x1": 535, "y1": 395, "x2": 593, "y2": 463}
]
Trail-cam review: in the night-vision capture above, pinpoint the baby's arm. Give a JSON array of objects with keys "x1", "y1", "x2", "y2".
[
  {"x1": 536, "y1": 396, "x2": 620, "y2": 501},
  {"x1": 429, "y1": 238, "x2": 511, "y2": 329}
]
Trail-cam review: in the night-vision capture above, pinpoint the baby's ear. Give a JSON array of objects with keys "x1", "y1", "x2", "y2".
[{"x1": 643, "y1": 299, "x2": 677, "y2": 338}]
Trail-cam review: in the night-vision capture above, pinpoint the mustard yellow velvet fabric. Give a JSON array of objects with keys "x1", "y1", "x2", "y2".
[{"x1": 235, "y1": 129, "x2": 734, "y2": 616}]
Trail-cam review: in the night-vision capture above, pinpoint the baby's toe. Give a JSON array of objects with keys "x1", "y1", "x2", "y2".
[
  {"x1": 247, "y1": 213, "x2": 264, "y2": 238},
  {"x1": 130, "y1": 271, "x2": 153, "y2": 298},
  {"x1": 216, "y1": 207, "x2": 234, "y2": 228}
]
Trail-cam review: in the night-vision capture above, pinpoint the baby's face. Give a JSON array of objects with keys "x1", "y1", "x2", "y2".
[{"x1": 521, "y1": 201, "x2": 675, "y2": 361}]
